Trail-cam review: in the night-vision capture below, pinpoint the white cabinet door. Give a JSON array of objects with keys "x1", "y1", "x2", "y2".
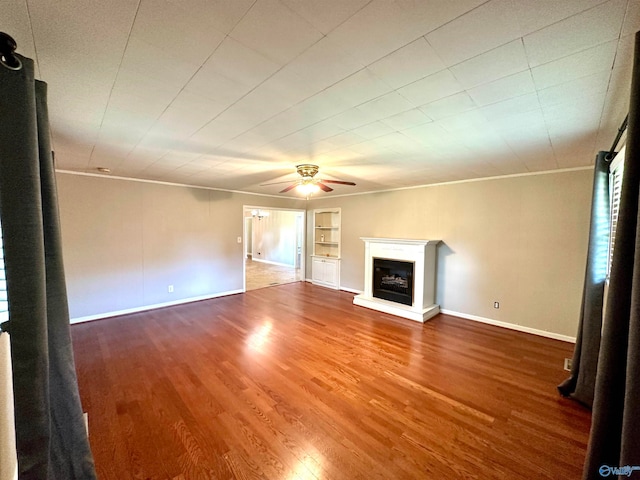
[
  {"x1": 312, "y1": 257, "x2": 324, "y2": 283},
  {"x1": 311, "y1": 257, "x2": 339, "y2": 289}
]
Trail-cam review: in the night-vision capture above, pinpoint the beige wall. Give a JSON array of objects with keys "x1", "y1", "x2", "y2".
[
  {"x1": 57, "y1": 173, "x2": 304, "y2": 320},
  {"x1": 57, "y1": 169, "x2": 592, "y2": 337},
  {"x1": 251, "y1": 209, "x2": 302, "y2": 266},
  {"x1": 307, "y1": 169, "x2": 593, "y2": 338}
]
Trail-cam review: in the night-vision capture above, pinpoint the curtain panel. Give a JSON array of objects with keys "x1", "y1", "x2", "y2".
[
  {"x1": 0, "y1": 52, "x2": 96, "y2": 479},
  {"x1": 558, "y1": 151, "x2": 610, "y2": 407},
  {"x1": 582, "y1": 30, "x2": 640, "y2": 480}
]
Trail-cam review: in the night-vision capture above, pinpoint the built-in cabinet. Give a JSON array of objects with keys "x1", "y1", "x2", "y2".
[{"x1": 311, "y1": 208, "x2": 340, "y2": 289}]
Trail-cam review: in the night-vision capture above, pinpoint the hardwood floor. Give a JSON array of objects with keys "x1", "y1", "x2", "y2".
[
  {"x1": 72, "y1": 282, "x2": 591, "y2": 480},
  {"x1": 245, "y1": 257, "x2": 303, "y2": 291}
]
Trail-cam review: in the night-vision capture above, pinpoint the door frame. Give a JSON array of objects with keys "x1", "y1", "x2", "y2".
[{"x1": 242, "y1": 205, "x2": 307, "y2": 292}]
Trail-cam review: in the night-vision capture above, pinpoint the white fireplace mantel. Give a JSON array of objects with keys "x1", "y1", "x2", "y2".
[{"x1": 353, "y1": 238, "x2": 441, "y2": 323}]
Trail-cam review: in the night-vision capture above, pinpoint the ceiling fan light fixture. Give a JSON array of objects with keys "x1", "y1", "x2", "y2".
[{"x1": 296, "y1": 182, "x2": 320, "y2": 195}]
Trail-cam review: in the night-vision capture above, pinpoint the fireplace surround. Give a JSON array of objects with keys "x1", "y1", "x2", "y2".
[{"x1": 353, "y1": 238, "x2": 440, "y2": 322}]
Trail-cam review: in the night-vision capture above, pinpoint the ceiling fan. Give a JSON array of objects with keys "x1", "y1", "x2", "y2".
[{"x1": 261, "y1": 164, "x2": 356, "y2": 194}]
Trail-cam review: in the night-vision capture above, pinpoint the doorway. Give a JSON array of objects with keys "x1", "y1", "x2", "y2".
[{"x1": 243, "y1": 206, "x2": 306, "y2": 291}]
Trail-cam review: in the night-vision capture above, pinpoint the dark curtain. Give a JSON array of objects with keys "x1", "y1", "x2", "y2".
[
  {"x1": 583, "y1": 31, "x2": 640, "y2": 480},
  {"x1": 558, "y1": 151, "x2": 610, "y2": 407},
  {"x1": 0, "y1": 54, "x2": 97, "y2": 478}
]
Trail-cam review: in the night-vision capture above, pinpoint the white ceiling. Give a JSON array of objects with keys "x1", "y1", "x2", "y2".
[{"x1": 3, "y1": 0, "x2": 638, "y2": 196}]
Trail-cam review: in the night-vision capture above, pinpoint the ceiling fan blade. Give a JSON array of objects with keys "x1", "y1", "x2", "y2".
[
  {"x1": 261, "y1": 180, "x2": 297, "y2": 186},
  {"x1": 317, "y1": 182, "x2": 333, "y2": 192},
  {"x1": 279, "y1": 184, "x2": 298, "y2": 193},
  {"x1": 318, "y1": 179, "x2": 356, "y2": 186}
]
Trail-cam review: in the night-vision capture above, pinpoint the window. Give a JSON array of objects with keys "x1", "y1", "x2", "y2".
[
  {"x1": 607, "y1": 145, "x2": 626, "y2": 278},
  {"x1": 0, "y1": 222, "x2": 7, "y2": 325}
]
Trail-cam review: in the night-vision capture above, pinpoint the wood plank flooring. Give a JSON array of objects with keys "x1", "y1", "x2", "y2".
[
  {"x1": 245, "y1": 258, "x2": 302, "y2": 291},
  {"x1": 71, "y1": 282, "x2": 591, "y2": 480}
]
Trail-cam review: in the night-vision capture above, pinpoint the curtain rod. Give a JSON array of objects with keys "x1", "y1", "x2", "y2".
[
  {"x1": 607, "y1": 114, "x2": 629, "y2": 160},
  {"x1": 0, "y1": 31, "x2": 22, "y2": 70}
]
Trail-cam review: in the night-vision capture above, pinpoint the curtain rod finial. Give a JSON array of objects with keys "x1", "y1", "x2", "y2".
[{"x1": 0, "y1": 32, "x2": 22, "y2": 71}]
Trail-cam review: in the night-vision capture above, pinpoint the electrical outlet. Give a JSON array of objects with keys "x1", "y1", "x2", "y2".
[
  {"x1": 168, "y1": 285, "x2": 174, "y2": 293},
  {"x1": 564, "y1": 358, "x2": 572, "y2": 371},
  {"x1": 493, "y1": 301, "x2": 500, "y2": 309}
]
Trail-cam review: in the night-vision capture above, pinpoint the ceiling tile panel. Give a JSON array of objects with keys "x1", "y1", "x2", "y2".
[
  {"x1": 435, "y1": 110, "x2": 491, "y2": 134},
  {"x1": 111, "y1": 69, "x2": 182, "y2": 107},
  {"x1": 229, "y1": 0, "x2": 323, "y2": 64},
  {"x1": 132, "y1": 0, "x2": 226, "y2": 67},
  {"x1": 15, "y1": 0, "x2": 636, "y2": 193},
  {"x1": 184, "y1": 69, "x2": 252, "y2": 107},
  {"x1": 512, "y1": 0, "x2": 608, "y2": 36},
  {"x1": 380, "y1": 108, "x2": 433, "y2": 131},
  {"x1": 356, "y1": 92, "x2": 415, "y2": 120},
  {"x1": 449, "y1": 40, "x2": 529, "y2": 89},
  {"x1": 419, "y1": 92, "x2": 477, "y2": 120},
  {"x1": 622, "y1": 0, "x2": 640, "y2": 36},
  {"x1": 280, "y1": 37, "x2": 365, "y2": 95},
  {"x1": 292, "y1": 92, "x2": 353, "y2": 125},
  {"x1": 183, "y1": 0, "x2": 255, "y2": 35},
  {"x1": 280, "y1": 0, "x2": 370, "y2": 34},
  {"x1": 325, "y1": 68, "x2": 394, "y2": 108},
  {"x1": 489, "y1": 109, "x2": 548, "y2": 136},
  {"x1": 479, "y1": 92, "x2": 542, "y2": 121},
  {"x1": 541, "y1": 92, "x2": 607, "y2": 124},
  {"x1": 250, "y1": 69, "x2": 317, "y2": 107},
  {"x1": 368, "y1": 38, "x2": 447, "y2": 89},
  {"x1": 393, "y1": 0, "x2": 488, "y2": 37},
  {"x1": 351, "y1": 121, "x2": 397, "y2": 140},
  {"x1": 523, "y1": 0, "x2": 627, "y2": 67},
  {"x1": 402, "y1": 122, "x2": 453, "y2": 147},
  {"x1": 537, "y1": 70, "x2": 612, "y2": 108},
  {"x1": 322, "y1": 131, "x2": 369, "y2": 149},
  {"x1": 186, "y1": 37, "x2": 282, "y2": 96},
  {"x1": 467, "y1": 70, "x2": 536, "y2": 107},
  {"x1": 330, "y1": 108, "x2": 379, "y2": 130},
  {"x1": 426, "y1": 0, "x2": 523, "y2": 66},
  {"x1": 0, "y1": 1, "x2": 37, "y2": 60},
  {"x1": 327, "y1": 0, "x2": 428, "y2": 66},
  {"x1": 531, "y1": 40, "x2": 618, "y2": 90},
  {"x1": 397, "y1": 69, "x2": 464, "y2": 106},
  {"x1": 120, "y1": 36, "x2": 202, "y2": 88}
]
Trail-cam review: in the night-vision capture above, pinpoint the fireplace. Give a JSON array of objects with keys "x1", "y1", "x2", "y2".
[
  {"x1": 373, "y1": 258, "x2": 414, "y2": 306},
  {"x1": 354, "y1": 238, "x2": 441, "y2": 323}
]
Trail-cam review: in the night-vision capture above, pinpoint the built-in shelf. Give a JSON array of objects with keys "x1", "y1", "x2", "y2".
[{"x1": 312, "y1": 208, "x2": 341, "y2": 289}]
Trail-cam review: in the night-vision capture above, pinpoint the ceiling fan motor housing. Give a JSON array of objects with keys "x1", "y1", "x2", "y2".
[{"x1": 296, "y1": 164, "x2": 319, "y2": 180}]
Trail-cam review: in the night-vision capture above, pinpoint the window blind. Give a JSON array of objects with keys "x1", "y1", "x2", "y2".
[
  {"x1": 608, "y1": 147, "x2": 626, "y2": 277},
  {"x1": 0, "y1": 224, "x2": 7, "y2": 324}
]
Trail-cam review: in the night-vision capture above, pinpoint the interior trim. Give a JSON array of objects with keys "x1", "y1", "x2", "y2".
[
  {"x1": 69, "y1": 289, "x2": 244, "y2": 324},
  {"x1": 440, "y1": 309, "x2": 576, "y2": 343}
]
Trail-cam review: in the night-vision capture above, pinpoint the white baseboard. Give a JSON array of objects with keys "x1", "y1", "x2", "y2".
[
  {"x1": 303, "y1": 279, "x2": 361, "y2": 294},
  {"x1": 439, "y1": 309, "x2": 576, "y2": 343},
  {"x1": 339, "y1": 286, "x2": 363, "y2": 294},
  {"x1": 70, "y1": 289, "x2": 243, "y2": 324}
]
